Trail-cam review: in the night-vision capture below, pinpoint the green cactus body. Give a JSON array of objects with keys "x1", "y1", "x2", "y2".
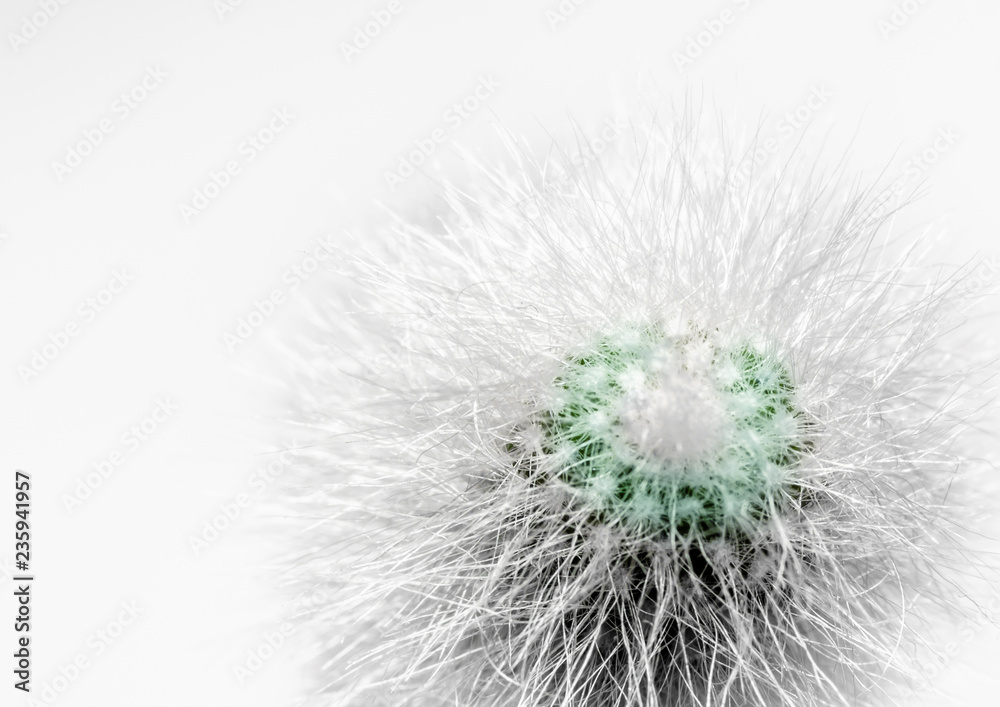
[{"x1": 534, "y1": 323, "x2": 808, "y2": 537}]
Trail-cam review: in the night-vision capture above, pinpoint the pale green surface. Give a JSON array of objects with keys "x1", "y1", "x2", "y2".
[{"x1": 538, "y1": 325, "x2": 807, "y2": 536}]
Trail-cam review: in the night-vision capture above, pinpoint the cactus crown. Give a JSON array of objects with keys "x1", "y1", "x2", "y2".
[{"x1": 525, "y1": 322, "x2": 810, "y2": 537}]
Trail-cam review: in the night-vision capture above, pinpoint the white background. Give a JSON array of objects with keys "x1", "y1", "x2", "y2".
[{"x1": 1, "y1": 1, "x2": 998, "y2": 705}]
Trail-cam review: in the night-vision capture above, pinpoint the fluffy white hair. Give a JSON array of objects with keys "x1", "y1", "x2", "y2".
[{"x1": 277, "y1": 110, "x2": 996, "y2": 707}]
